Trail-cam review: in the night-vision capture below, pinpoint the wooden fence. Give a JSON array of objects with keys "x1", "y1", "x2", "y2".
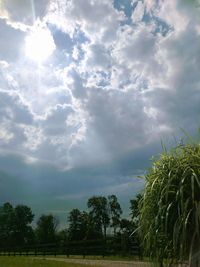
[{"x1": 0, "y1": 239, "x2": 142, "y2": 258}]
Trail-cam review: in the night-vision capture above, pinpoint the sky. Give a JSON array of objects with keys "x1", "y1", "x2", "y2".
[{"x1": 0, "y1": 0, "x2": 200, "y2": 227}]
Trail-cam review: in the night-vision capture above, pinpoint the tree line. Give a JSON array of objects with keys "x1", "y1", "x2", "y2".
[{"x1": 0, "y1": 194, "x2": 141, "y2": 250}]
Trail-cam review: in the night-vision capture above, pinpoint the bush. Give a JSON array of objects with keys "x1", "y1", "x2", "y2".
[{"x1": 139, "y1": 142, "x2": 200, "y2": 265}]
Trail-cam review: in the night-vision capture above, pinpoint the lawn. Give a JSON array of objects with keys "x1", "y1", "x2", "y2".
[{"x1": 0, "y1": 256, "x2": 98, "y2": 267}]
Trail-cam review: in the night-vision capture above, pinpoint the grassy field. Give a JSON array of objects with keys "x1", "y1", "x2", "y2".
[{"x1": 0, "y1": 256, "x2": 98, "y2": 267}]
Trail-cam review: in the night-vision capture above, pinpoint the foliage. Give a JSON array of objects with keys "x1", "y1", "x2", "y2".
[
  {"x1": 68, "y1": 209, "x2": 83, "y2": 241},
  {"x1": 108, "y1": 195, "x2": 122, "y2": 235},
  {"x1": 13, "y1": 204, "x2": 35, "y2": 245},
  {"x1": 86, "y1": 195, "x2": 123, "y2": 239},
  {"x1": 87, "y1": 196, "x2": 110, "y2": 238},
  {"x1": 139, "y1": 142, "x2": 200, "y2": 265},
  {"x1": 0, "y1": 194, "x2": 137, "y2": 256},
  {"x1": 67, "y1": 209, "x2": 100, "y2": 241},
  {"x1": 0, "y1": 203, "x2": 34, "y2": 246},
  {"x1": 66, "y1": 194, "x2": 135, "y2": 255},
  {"x1": 36, "y1": 214, "x2": 58, "y2": 244},
  {"x1": 57, "y1": 229, "x2": 68, "y2": 246},
  {"x1": 120, "y1": 218, "x2": 133, "y2": 235},
  {"x1": 130, "y1": 194, "x2": 142, "y2": 224}
]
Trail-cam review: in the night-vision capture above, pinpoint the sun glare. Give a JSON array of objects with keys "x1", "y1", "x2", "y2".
[{"x1": 25, "y1": 27, "x2": 56, "y2": 63}]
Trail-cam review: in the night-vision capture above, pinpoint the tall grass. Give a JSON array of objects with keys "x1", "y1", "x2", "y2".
[{"x1": 139, "y1": 142, "x2": 200, "y2": 265}]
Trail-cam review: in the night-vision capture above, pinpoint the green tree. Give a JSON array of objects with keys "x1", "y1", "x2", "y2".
[
  {"x1": 57, "y1": 229, "x2": 68, "y2": 246},
  {"x1": 67, "y1": 209, "x2": 84, "y2": 241},
  {"x1": 120, "y1": 218, "x2": 133, "y2": 235},
  {"x1": 139, "y1": 142, "x2": 200, "y2": 265},
  {"x1": 13, "y1": 204, "x2": 34, "y2": 245},
  {"x1": 118, "y1": 218, "x2": 133, "y2": 255},
  {"x1": 0, "y1": 203, "x2": 34, "y2": 246},
  {"x1": 67, "y1": 209, "x2": 102, "y2": 241},
  {"x1": 108, "y1": 195, "x2": 122, "y2": 235},
  {"x1": 36, "y1": 214, "x2": 58, "y2": 244},
  {"x1": 87, "y1": 196, "x2": 110, "y2": 238},
  {"x1": 0, "y1": 202, "x2": 14, "y2": 246},
  {"x1": 130, "y1": 193, "x2": 142, "y2": 224},
  {"x1": 82, "y1": 211, "x2": 103, "y2": 239}
]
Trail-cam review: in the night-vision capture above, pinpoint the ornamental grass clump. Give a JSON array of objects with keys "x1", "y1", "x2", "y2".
[{"x1": 139, "y1": 142, "x2": 200, "y2": 266}]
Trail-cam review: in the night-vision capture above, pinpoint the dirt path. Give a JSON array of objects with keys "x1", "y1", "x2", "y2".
[{"x1": 39, "y1": 257, "x2": 151, "y2": 267}]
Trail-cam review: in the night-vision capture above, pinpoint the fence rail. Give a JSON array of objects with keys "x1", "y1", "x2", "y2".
[{"x1": 0, "y1": 239, "x2": 142, "y2": 259}]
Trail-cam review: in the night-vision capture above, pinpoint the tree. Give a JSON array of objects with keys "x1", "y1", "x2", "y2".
[
  {"x1": 139, "y1": 142, "x2": 200, "y2": 265},
  {"x1": 67, "y1": 208, "x2": 103, "y2": 241},
  {"x1": 0, "y1": 203, "x2": 34, "y2": 246},
  {"x1": 120, "y1": 218, "x2": 133, "y2": 235},
  {"x1": 118, "y1": 218, "x2": 133, "y2": 255},
  {"x1": 82, "y1": 211, "x2": 104, "y2": 239},
  {"x1": 0, "y1": 202, "x2": 14, "y2": 247},
  {"x1": 67, "y1": 209, "x2": 84, "y2": 241},
  {"x1": 13, "y1": 204, "x2": 34, "y2": 245},
  {"x1": 36, "y1": 214, "x2": 58, "y2": 244},
  {"x1": 130, "y1": 193, "x2": 143, "y2": 224},
  {"x1": 57, "y1": 229, "x2": 68, "y2": 246},
  {"x1": 87, "y1": 196, "x2": 110, "y2": 238},
  {"x1": 108, "y1": 195, "x2": 122, "y2": 235}
]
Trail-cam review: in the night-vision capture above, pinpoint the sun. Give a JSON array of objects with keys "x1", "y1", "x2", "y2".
[{"x1": 25, "y1": 26, "x2": 56, "y2": 63}]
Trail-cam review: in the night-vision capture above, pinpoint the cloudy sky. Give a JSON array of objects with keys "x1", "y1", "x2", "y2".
[{"x1": 0, "y1": 0, "x2": 200, "y2": 225}]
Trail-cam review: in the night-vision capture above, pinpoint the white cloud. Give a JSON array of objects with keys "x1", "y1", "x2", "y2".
[
  {"x1": 46, "y1": 0, "x2": 124, "y2": 43},
  {"x1": 67, "y1": 87, "x2": 156, "y2": 167},
  {"x1": 143, "y1": 21, "x2": 200, "y2": 132},
  {"x1": 155, "y1": 1, "x2": 189, "y2": 33},
  {"x1": 0, "y1": 91, "x2": 35, "y2": 154},
  {"x1": 0, "y1": 18, "x2": 26, "y2": 62},
  {"x1": 2, "y1": 62, "x2": 72, "y2": 116},
  {"x1": 1, "y1": 0, "x2": 200, "y2": 224},
  {"x1": 145, "y1": 0, "x2": 156, "y2": 12},
  {"x1": 0, "y1": 0, "x2": 49, "y2": 26},
  {"x1": 112, "y1": 24, "x2": 163, "y2": 87},
  {"x1": 23, "y1": 126, "x2": 44, "y2": 151},
  {"x1": 132, "y1": 1, "x2": 145, "y2": 23},
  {"x1": 0, "y1": 122, "x2": 14, "y2": 143},
  {"x1": 82, "y1": 43, "x2": 111, "y2": 71},
  {"x1": 0, "y1": 0, "x2": 200, "y2": 171},
  {"x1": 41, "y1": 104, "x2": 74, "y2": 136},
  {"x1": 0, "y1": 91, "x2": 33, "y2": 125}
]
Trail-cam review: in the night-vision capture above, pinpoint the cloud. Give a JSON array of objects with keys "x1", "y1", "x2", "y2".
[
  {"x1": 1, "y1": 60, "x2": 72, "y2": 116},
  {"x1": 0, "y1": 0, "x2": 200, "y2": 224},
  {"x1": 82, "y1": 43, "x2": 111, "y2": 71},
  {"x1": 154, "y1": 0, "x2": 190, "y2": 33},
  {"x1": 112, "y1": 24, "x2": 161, "y2": 81},
  {"x1": 64, "y1": 67, "x2": 87, "y2": 99},
  {"x1": 46, "y1": 0, "x2": 124, "y2": 43},
  {"x1": 41, "y1": 104, "x2": 74, "y2": 136},
  {"x1": 0, "y1": 91, "x2": 34, "y2": 150},
  {"x1": 0, "y1": 91, "x2": 33, "y2": 125},
  {"x1": 143, "y1": 24, "x2": 200, "y2": 133},
  {"x1": 131, "y1": 1, "x2": 145, "y2": 23},
  {"x1": 0, "y1": 150, "x2": 147, "y2": 223},
  {"x1": 0, "y1": 18, "x2": 26, "y2": 62},
  {"x1": 0, "y1": 0, "x2": 49, "y2": 26}
]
